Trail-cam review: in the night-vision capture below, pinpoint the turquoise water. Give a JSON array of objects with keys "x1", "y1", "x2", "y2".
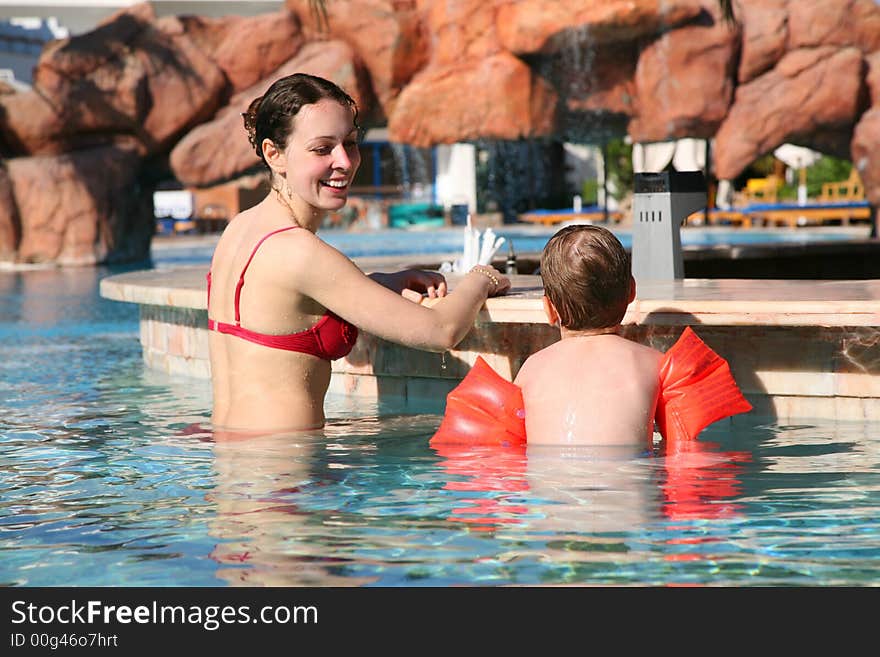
[
  {"x1": 1, "y1": 238, "x2": 879, "y2": 586},
  {"x1": 152, "y1": 225, "x2": 870, "y2": 264}
]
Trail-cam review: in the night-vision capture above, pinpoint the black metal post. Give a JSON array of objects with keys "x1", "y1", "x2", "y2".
[
  {"x1": 602, "y1": 141, "x2": 609, "y2": 224},
  {"x1": 704, "y1": 139, "x2": 712, "y2": 224}
]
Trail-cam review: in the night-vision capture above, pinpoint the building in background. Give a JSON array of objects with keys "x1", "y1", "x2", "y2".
[{"x1": 0, "y1": 15, "x2": 65, "y2": 85}]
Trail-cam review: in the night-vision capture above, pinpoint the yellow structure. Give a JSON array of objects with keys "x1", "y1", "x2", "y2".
[
  {"x1": 819, "y1": 169, "x2": 864, "y2": 202},
  {"x1": 744, "y1": 175, "x2": 783, "y2": 203},
  {"x1": 689, "y1": 168, "x2": 872, "y2": 229}
]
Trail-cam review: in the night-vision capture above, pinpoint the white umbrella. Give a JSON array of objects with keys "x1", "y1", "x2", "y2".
[
  {"x1": 773, "y1": 144, "x2": 822, "y2": 169},
  {"x1": 773, "y1": 144, "x2": 823, "y2": 205}
]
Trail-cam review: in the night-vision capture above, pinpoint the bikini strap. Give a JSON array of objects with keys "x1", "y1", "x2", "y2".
[{"x1": 233, "y1": 226, "x2": 300, "y2": 324}]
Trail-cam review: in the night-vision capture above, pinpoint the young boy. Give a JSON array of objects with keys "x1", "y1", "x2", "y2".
[
  {"x1": 513, "y1": 224, "x2": 662, "y2": 446},
  {"x1": 430, "y1": 223, "x2": 751, "y2": 450}
]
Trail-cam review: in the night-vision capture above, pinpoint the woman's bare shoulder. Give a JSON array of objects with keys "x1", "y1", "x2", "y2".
[{"x1": 257, "y1": 227, "x2": 346, "y2": 266}]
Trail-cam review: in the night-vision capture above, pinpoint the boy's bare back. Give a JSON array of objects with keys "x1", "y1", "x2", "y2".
[
  {"x1": 514, "y1": 333, "x2": 663, "y2": 447},
  {"x1": 433, "y1": 223, "x2": 751, "y2": 449}
]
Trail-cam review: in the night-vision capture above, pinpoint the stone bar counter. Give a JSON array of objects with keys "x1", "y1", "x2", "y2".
[{"x1": 100, "y1": 260, "x2": 880, "y2": 423}]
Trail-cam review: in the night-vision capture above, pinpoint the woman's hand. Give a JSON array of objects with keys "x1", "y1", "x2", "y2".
[{"x1": 396, "y1": 269, "x2": 448, "y2": 299}]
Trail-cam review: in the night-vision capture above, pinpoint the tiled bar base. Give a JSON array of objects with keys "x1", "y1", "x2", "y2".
[{"x1": 102, "y1": 267, "x2": 880, "y2": 424}]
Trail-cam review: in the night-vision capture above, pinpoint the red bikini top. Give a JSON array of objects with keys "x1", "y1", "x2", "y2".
[{"x1": 206, "y1": 226, "x2": 358, "y2": 361}]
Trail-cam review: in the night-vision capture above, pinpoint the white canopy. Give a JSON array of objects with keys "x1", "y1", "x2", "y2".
[
  {"x1": 772, "y1": 144, "x2": 822, "y2": 169},
  {"x1": 632, "y1": 138, "x2": 707, "y2": 173}
]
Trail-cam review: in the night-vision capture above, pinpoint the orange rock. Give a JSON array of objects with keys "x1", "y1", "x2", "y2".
[
  {"x1": 852, "y1": 109, "x2": 880, "y2": 207},
  {"x1": 388, "y1": 52, "x2": 557, "y2": 146},
  {"x1": 714, "y1": 47, "x2": 863, "y2": 180},
  {"x1": 6, "y1": 4, "x2": 225, "y2": 157},
  {"x1": 9, "y1": 145, "x2": 152, "y2": 265},
  {"x1": 174, "y1": 11, "x2": 305, "y2": 94},
  {"x1": 286, "y1": 0, "x2": 428, "y2": 115},
  {"x1": 497, "y1": 0, "x2": 704, "y2": 54},
  {"x1": 630, "y1": 18, "x2": 738, "y2": 142}
]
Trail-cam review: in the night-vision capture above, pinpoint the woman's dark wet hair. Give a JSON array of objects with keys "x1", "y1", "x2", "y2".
[
  {"x1": 540, "y1": 224, "x2": 632, "y2": 330},
  {"x1": 242, "y1": 73, "x2": 360, "y2": 167}
]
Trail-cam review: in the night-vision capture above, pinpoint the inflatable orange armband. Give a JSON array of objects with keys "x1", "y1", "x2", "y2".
[
  {"x1": 430, "y1": 329, "x2": 750, "y2": 448},
  {"x1": 656, "y1": 327, "x2": 752, "y2": 446},
  {"x1": 429, "y1": 356, "x2": 526, "y2": 447}
]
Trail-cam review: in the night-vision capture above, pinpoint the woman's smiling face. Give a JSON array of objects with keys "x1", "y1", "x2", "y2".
[{"x1": 284, "y1": 98, "x2": 361, "y2": 213}]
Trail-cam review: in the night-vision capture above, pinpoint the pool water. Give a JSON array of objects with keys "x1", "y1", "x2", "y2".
[
  {"x1": 2, "y1": 253, "x2": 879, "y2": 586},
  {"x1": 151, "y1": 225, "x2": 870, "y2": 265}
]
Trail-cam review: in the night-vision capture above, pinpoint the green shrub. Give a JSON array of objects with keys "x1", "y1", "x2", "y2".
[
  {"x1": 580, "y1": 179, "x2": 599, "y2": 205},
  {"x1": 806, "y1": 156, "x2": 852, "y2": 197},
  {"x1": 605, "y1": 137, "x2": 633, "y2": 201}
]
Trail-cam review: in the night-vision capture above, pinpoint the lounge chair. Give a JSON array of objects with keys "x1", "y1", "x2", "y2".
[
  {"x1": 518, "y1": 206, "x2": 623, "y2": 225},
  {"x1": 686, "y1": 208, "x2": 753, "y2": 228},
  {"x1": 743, "y1": 175, "x2": 783, "y2": 204},
  {"x1": 746, "y1": 199, "x2": 870, "y2": 227},
  {"x1": 743, "y1": 169, "x2": 868, "y2": 227},
  {"x1": 819, "y1": 169, "x2": 864, "y2": 203}
]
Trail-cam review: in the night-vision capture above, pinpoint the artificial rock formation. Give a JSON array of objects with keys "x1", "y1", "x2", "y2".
[
  {"x1": 0, "y1": 0, "x2": 878, "y2": 265},
  {"x1": 169, "y1": 39, "x2": 373, "y2": 187},
  {"x1": 7, "y1": 144, "x2": 152, "y2": 265}
]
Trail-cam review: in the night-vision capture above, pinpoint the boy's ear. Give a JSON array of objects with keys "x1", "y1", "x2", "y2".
[
  {"x1": 542, "y1": 295, "x2": 560, "y2": 327},
  {"x1": 262, "y1": 138, "x2": 286, "y2": 176},
  {"x1": 628, "y1": 276, "x2": 636, "y2": 303}
]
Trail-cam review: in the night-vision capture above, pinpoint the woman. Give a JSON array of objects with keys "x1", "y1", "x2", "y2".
[{"x1": 207, "y1": 73, "x2": 510, "y2": 433}]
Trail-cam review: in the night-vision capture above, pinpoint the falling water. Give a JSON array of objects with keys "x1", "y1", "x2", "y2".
[{"x1": 389, "y1": 142, "x2": 436, "y2": 202}]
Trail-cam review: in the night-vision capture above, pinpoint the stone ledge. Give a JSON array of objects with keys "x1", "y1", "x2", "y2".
[
  {"x1": 100, "y1": 264, "x2": 880, "y2": 422},
  {"x1": 101, "y1": 266, "x2": 880, "y2": 326}
]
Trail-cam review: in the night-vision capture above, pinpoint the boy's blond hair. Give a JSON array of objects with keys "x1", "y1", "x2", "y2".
[{"x1": 540, "y1": 224, "x2": 631, "y2": 330}]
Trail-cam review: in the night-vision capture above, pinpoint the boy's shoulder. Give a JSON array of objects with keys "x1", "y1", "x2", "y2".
[
  {"x1": 514, "y1": 342, "x2": 557, "y2": 384},
  {"x1": 516, "y1": 334, "x2": 662, "y2": 378},
  {"x1": 558, "y1": 333, "x2": 663, "y2": 354},
  {"x1": 613, "y1": 337, "x2": 665, "y2": 370},
  {"x1": 624, "y1": 337, "x2": 665, "y2": 359}
]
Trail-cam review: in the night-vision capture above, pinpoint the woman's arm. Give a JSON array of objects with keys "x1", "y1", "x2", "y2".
[{"x1": 286, "y1": 233, "x2": 509, "y2": 351}]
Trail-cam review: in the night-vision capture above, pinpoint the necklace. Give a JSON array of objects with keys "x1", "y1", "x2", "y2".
[{"x1": 274, "y1": 187, "x2": 302, "y2": 228}]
